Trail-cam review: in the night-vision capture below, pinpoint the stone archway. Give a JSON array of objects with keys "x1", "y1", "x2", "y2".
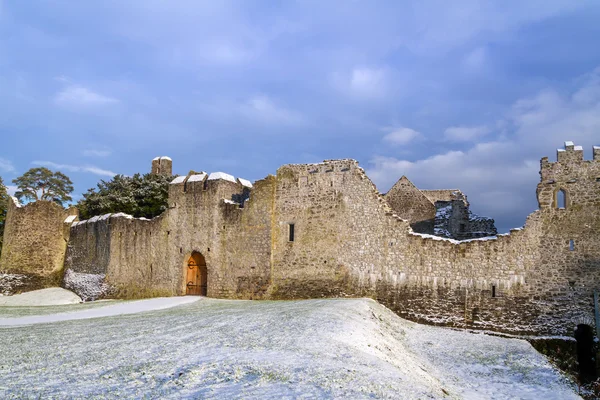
[{"x1": 185, "y1": 252, "x2": 207, "y2": 296}]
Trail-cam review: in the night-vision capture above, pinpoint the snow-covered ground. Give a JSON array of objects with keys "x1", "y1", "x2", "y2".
[
  {"x1": 0, "y1": 297, "x2": 579, "y2": 399},
  {"x1": 0, "y1": 287, "x2": 82, "y2": 306}
]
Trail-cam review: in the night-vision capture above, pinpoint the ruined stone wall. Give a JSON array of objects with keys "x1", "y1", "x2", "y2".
[
  {"x1": 65, "y1": 172, "x2": 274, "y2": 300},
  {"x1": 0, "y1": 199, "x2": 77, "y2": 279},
  {"x1": 61, "y1": 142, "x2": 599, "y2": 335},
  {"x1": 266, "y1": 157, "x2": 591, "y2": 335},
  {"x1": 421, "y1": 189, "x2": 467, "y2": 205},
  {"x1": 384, "y1": 176, "x2": 435, "y2": 234},
  {"x1": 443, "y1": 200, "x2": 497, "y2": 240}
]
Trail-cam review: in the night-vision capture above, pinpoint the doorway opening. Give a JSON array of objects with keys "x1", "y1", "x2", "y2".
[{"x1": 186, "y1": 252, "x2": 207, "y2": 296}]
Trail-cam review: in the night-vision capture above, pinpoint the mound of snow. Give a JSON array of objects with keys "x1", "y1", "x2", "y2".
[
  {"x1": 0, "y1": 298, "x2": 578, "y2": 399},
  {"x1": 0, "y1": 288, "x2": 82, "y2": 306}
]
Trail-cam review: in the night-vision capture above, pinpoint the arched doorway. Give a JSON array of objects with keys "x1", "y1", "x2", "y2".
[{"x1": 186, "y1": 252, "x2": 207, "y2": 296}]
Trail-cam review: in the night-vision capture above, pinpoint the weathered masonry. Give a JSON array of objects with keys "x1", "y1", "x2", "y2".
[{"x1": 2, "y1": 141, "x2": 599, "y2": 336}]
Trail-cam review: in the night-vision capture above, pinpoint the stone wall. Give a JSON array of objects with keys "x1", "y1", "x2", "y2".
[
  {"x1": 434, "y1": 200, "x2": 497, "y2": 240},
  {"x1": 59, "y1": 141, "x2": 600, "y2": 335},
  {"x1": 421, "y1": 189, "x2": 467, "y2": 205},
  {"x1": 0, "y1": 198, "x2": 77, "y2": 280},
  {"x1": 151, "y1": 156, "x2": 173, "y2": 176},
  {"x1": 384, "y1": 176, "x2": 435, "y2": 233},
  {"x1": 65, "y1": 172, "x2": 274, "y2": 300}
]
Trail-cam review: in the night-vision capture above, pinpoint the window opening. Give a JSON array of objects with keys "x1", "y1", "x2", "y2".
[
  {"x1": 288, "y1": 223, "x2": 295, "y2": 242},
  {"x1": 557, "y1": 189, "x2": 566, "y2": 209},
  {"x1": 570, "y1": 239, "x2": 575, "y2": 251},
  {"x1": 492, "y1": 285, "x2": 496, "y2": 298}
]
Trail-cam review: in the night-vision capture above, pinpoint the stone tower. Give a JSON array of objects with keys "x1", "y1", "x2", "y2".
[{"x1": 151, "y1": 156, "x2": 173, "y2": 176}]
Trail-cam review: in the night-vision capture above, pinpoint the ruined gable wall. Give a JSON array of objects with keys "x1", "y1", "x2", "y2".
[
  {"x1": 384, "y1": 177, "x2": 435, "y2": 234},
  {"x1": 0, "y1": 199, "x2": 77, "y2": 279}
]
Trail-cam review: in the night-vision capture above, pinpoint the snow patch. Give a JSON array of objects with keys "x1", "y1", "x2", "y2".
[
  {"x1": 0, "y1": 273, "x2": 29, "y2": 296},
  {"x1": 411, "y1": 232, "x2": 499, "y2": 244},
  {"x1": 10, "y1": 196, "x2": 21, "y2": 208},
  {"x1": 63, "y1": 269, "x2": 112, "y2": 301},
  {"x1": 64, "y1": 215, "x2": 77, "y2": 224},
  {"x1": 111, "y1": 212, "x2": 134, "y2": 220},
  {"x1": 237, "y1": 178, "x2": 253, "y2": 188},
  {"x1": 0, "y1": 288, "x2": 81, "y2": 307},
  {"x1": 170, "y1": 176, "x2": 186, "y2": 184},
  {"x1": 208, "y1": 172, "x2": 236, "y2": 183},
  {"x1": 574, "y1": 145, "x2": 583, "y2": 151},
  {"x1": 187, "y1": 173, "x2": 207, "y2": 183}
]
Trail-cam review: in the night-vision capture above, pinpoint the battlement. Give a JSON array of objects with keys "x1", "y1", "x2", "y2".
[
  {"x1": 555, "y1": 141, "x2": 585, "y2": 164},
  {"x1": 543, "y1": 141, "x2": 600, "y2": 165},
  {"x1": 168, "y1": 169, "x2": 253, "y2": 209}
]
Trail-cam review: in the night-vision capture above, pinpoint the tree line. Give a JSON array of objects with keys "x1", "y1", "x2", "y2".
[{"x1": 0, "y1": 167, "x2": 174, "y2": 256}]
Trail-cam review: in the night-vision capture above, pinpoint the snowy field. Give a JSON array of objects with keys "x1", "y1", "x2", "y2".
[{"x1": 0, "y1": 297, "x2": 579, "y2": 399}]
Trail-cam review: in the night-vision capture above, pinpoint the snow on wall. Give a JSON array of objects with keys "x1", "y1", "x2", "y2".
[
  {"x1": 237, "y1": 178, "x2": 253, "y2": 188},
  {"x1": 208, "y1": 172, "x2": 236, "y2": 183},
  {"x1": 63, "y1": 269, "x2": 112, "y2": 301},
  {"x1": 187, "y1": 173, "x2": 207, "y2": 183}
]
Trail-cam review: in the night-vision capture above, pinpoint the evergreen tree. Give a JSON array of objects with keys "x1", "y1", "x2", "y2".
[
  {"x1": 12, "y1": 167, "x2": 74, "y2": 206},
  {"x1": 0, "y1": 176, "x2": 9, "y2": 255},
  {"x1": 78, "y1": 173, "x2": 174, "y2": 220}
]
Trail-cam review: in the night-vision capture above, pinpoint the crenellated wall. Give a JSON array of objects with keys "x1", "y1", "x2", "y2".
[{"x1": 58, "y1": 141, "x2": 600, "y2": 335}]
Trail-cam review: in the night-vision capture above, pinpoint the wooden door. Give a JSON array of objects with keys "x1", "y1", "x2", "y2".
[{"x1": 186, "y1": 253, "x2": 206, "y2": 295}]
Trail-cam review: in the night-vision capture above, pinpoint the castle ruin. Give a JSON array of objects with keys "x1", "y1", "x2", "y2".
[{"x1": 1, "y1": 141, "x2": 599, "y2": 336}]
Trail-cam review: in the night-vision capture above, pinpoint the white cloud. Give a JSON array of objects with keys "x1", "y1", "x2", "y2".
[
  {"x1": 32, "y1": 161, "x2": 117, "y2": 177},
  {"x1": 83, "y1": 148, "x2": 112, "y2": 157},
  {"x1": 240, "y1": 95, "x2": 303, "y2": 125},
  {"x1": 54, "y1": 85, "x2": 119, "y2": 107},
  {"x1": 367, "y1": 66, "x2": 600, "y2": 232},
  {"x1": 444, "y1": 125, "x2": 491, "y2": 142},
  {"x1": 333, "y1": 67, "x2": 389, "y2": 99},
  {"x1": 0, "y1": 157, "x2": 15, "y2": 173},
  {"x1": 382, "y1": 127, "x2": 421, "y2": 146}
]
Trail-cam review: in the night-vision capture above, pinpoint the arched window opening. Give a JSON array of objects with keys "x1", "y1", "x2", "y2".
[{"x1": 556, "y1": 189, "x2": 567, "y2": 209}]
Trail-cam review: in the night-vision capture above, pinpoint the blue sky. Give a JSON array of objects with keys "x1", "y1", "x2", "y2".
[{"x1": 1, "y1": 1, "x2": 599, "y2": 232}]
